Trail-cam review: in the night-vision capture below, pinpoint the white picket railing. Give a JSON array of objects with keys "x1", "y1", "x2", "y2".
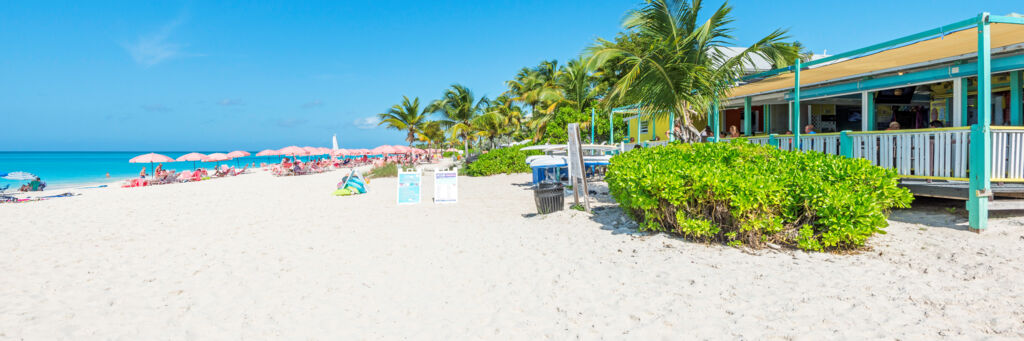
[
  {"x1": 992, "y1": 127, "x2": 1024, "y2": 181},
  {"x1": 849, "y1": 128, "x2": 971, "y2": 179},
  {"x1": 798, "y1": 133, "x2": 842, "y2": 155}
]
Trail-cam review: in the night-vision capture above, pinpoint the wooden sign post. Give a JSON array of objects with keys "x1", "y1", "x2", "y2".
[{"x1": 567, "y1": 123, "x2": 591, "y2": 212}]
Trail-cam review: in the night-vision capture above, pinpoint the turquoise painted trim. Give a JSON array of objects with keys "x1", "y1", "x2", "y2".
[
  {"x1": 768, "y1": 134, "x2": 778, "y2": 148},
  {"x1": 782, "y1": 53, "x2": 1024, "y2": 100},
  {"x1": 743, "y1": 97, "x2": 752, "y2": 136},
  {"x1": 668, "y1": 112, "x2": 675, "y2": 142},
  {"x1": 865, "y1": 92, "x2": 876, "y2": 131},
  {"x1": 793, "y1": 59, "x2": 802, "y2": 148},
  {"x1": 743, "y1": 16, "x2": 978, "y2": 81},
  {"x1": 839, "y1": 131, "x2": 853, "y2": 157},
  {"x1": 763, "y1": 104, "x2": 771, "y2": 133},
  {"x1": 990, "y1": 15, "x2": 1024, "y2": 25},
  {"x1": 1011, "y1": 71, "x2": 1022, "y2": 126},
  {"x1": 710, "y1": 101, "x2": 720, "y2": 142},
  {"x1": 961, "y1": 77, "x2": 970, "y2": 126},
  {"x1": 590, "y1": 108, "x2": 595, "y2": 144},
  {"x1": 968, "y1": 13, "x2": 991, "y2": 232}
]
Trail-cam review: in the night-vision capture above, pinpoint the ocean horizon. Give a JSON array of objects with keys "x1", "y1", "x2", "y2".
[{"x1": 0, "y1": 151, "x2": 303, "y2": 189}]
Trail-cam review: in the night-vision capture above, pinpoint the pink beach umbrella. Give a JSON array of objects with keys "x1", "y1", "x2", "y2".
[
  {"x1": 204, "y1": 153, "x2": 231, "y2": 168},
  {"x1": 255, "y1": 149, "x2": 279, "y2": 156},
  {"x1": 175, "y1": 152, "x2": 208, "y2": 170},
  {"x1": 227, "y1": 150, "x2": 251, "y2": 167},
  {"x1": 392, "y1": 145, "x2": 412, "y2": 154},
  {"x1": 303, "y1": 146, "x2": 319, "y2": 155},
  {"x1": 278, "y1": 146, "x2": 307, "y2": 156},
  {"x1": 370, "y1": 145, "x2": 397, "y2": 156},
  {"x1": 129, "y1": 153, "x2": 175, "y2": 177}
]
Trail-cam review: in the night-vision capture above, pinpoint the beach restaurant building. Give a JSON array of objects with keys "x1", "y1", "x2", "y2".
[{"x1": 618, "y1": 13, "x2": 1024, "y2": 232}]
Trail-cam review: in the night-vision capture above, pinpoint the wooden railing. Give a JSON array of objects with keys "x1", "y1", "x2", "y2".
[
  {"x1": 992, "y1": 127, "x2": 1024, "y2": 182},
  {"x1": 848, "y1": 127, "x2": 970, "y2": 181}
]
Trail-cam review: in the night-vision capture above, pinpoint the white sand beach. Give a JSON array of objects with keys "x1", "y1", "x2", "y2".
[{"x1": 2, "y1": 170, "x2": 1024, "y2": 339}]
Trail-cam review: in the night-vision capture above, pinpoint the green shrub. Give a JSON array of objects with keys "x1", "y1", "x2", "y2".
[
  {"x1": 442, "y1": 151, "x2": 456, "y2": 158},
  {"x1": 606, "y1": 140, "x2": 913, "y2": 252},
  {"x1": 367, "y1": 163, "x2": 397, "y2": 179},
  {"x1": 464, "y1": 145, "x2": 541, "y2": 176}
]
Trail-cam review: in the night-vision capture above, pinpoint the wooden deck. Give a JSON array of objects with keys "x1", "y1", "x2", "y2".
[{"x1": 900, "y1": 179, "x2": 1024, "y2": 210}]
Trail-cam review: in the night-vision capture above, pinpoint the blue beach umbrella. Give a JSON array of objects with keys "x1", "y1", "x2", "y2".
[{"x1": 2, "y1": 171, "x2": 37, "y2": 180}]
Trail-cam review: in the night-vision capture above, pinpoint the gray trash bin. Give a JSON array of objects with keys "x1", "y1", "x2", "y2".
[{"x1": 534, "y1": 182, "x2": 564, "y2": 214}]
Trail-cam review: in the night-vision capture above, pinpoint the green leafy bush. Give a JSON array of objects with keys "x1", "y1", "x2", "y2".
[
  {"x1": 464, "y1": 145, "x2": 541, "y2": 176},
  {"x1": 442, "y1": 151, "x2": 456, "y2": 158},
  {"x1": 606, "y1": 140, "x2": 913, "y2": 252}
]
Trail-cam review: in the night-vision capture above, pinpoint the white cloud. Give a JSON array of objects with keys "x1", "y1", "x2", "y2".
[
  {"x1": 124, "y1": 16, "x2": 192, "y2": 67},
  {"x1": 353, "y1": 116, "x2": 380, "y2": 130}
]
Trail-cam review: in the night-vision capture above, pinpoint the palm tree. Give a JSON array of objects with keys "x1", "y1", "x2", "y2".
[
  {"x1": 416, "y1": 120, "x2": 446, "y2": 149},
  {"x1": 377, "y1": 96, "x2": 433, "y2": 146},
  {"x1": 589, "y1": 0, "x2": 801, "y2": 142},
  {"x1": 432, "y1": 84, "x2": 486, "y2": 156}
]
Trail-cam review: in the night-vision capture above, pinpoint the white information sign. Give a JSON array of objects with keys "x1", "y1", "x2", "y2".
[
  {"x1": 397, "y1": 170, "x2": 421, "y2": 205},
  {"x1": 434, "y1": 169, "x2": 458, "y2": 204}
]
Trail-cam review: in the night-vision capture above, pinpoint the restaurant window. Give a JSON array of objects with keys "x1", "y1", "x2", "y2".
[{"x1": 639, "y1": 120, "x2": 649, "y2": 134}]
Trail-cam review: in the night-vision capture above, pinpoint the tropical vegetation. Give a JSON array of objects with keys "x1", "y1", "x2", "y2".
[
  {"x1": 375, "y1": 0, "x2": 808, "y2": 151},
  {"x1": 605, "y1": 140, "x2": 913, "y2": 251}
]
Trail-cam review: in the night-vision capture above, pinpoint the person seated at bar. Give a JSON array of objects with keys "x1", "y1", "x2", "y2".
[
  {"x1": 929, "y1": 120, "x2": 944, "y2": 128},
  {"x1": 728, "y1": 125, "x2": 740, "y2": 138},
  {"x1": 886, "y1": 121, "x2": 901, "y2": 130},
  {"x1": 804, "y1": 124, "x2": 816, "y2": 134}
]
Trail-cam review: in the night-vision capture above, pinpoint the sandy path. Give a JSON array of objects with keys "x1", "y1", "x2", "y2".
[{"x1": 1, "y1": 170, "x2": 1023, "y2": 339}]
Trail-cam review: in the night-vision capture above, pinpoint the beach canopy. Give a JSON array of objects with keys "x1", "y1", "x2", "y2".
[
  {"x1": 227, "y1": 150, "x2": 251, "y2": 158},
  {"x1": 255, "y1": 149, "x2": 279, "y2": 156},
  {"x1": 130, "y1": 153, "x2": 175, "y2": 163},
  {"x1": 331, "y1": 149, "x2": 349, "y2": 156},
  {"x1": 175, "y1": 152, "x2": 207, "y2": 162},
  {"x1": 2, "y1": 171, "x2": 37, "y2": 180},
  {"x1": 371, "y1": 145, "x2": 398, "y2": 154},
  {"x1": 392, "y1": 145, "x2": 413, "y2": 154},
  {"x1": 278, "y1": 146, "x2": 308, "y2": 156},
  {"x1": 303, "y1": 146, "x2": 319, "y2": 155},
  {"x1": 204, "y1": 153, "x2": 231, "y2": 162}
]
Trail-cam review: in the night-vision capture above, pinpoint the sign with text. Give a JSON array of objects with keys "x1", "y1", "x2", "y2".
[
  {"x1": 434, "y1": 170, "x2": 458, "y2": 204},
  {"x1": 397, "y1": 171, "x2": 421, "y2": 204}
]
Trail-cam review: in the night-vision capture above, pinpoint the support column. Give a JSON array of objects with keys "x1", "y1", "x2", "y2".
[
  {"x1": 763, "y1": 104, "x2": 771, "y2": 133},
  {"x1": 945, "y1": 97, "x2": 953, "y2": 125},
  {"x1": 862, "y1": 91, "x2": 875, "y2": 131},
  {"x1": 590, "y1": 108, "x2": 595, "y2": 144},
  {"x1": 793, "y1": 58, "x2": 802, "y2": 148},
  {"x1": 968, "y1": 13, "x2": 992, "y2": 232},
  {"x1": 839, "y1": 130, "x2": 853, "y2": 157},
  {"x1": 1011, "y1": 70, "x2": 1022, "y2": 126},
  {"x1": 962, "y1": 78, "x2": 971, "y2": 126},
  {"x1": 710, "y1": 101, "x2": 720, "y2": 142},
  {"x1": 743, "y1": 97, "x2": 752, "y2": 136},
  {"x1": 669, "y1": 112, "x2": 675, "y2": 142},
  {"x1": 953, "y1": 78, "x2": 964, "y2": 126}
]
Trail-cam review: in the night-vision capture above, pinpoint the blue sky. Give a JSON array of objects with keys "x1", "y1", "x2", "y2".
[{"x1": 1, "y1": 0, "x2": 1019, "y2": 151}]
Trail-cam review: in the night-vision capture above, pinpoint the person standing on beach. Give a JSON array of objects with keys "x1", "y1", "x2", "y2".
[{"x1": 139, "y1": 167, "x2": 147, "y2": 179}]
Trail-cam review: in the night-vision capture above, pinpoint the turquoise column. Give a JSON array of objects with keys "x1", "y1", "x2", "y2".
[
  {"x1": 968, "y1": 13, "x2": 992, "y2": 232},
  {"x1": 793, "y1": 58, "x2": 802, "y2": 148},
  {"x1": 651, "y1": 115, "x2": 656, "y2": 142},
  {"x1": 590, "y1": 108, "x2": 595, "y2": 144},
  {"x1": 961, "y1": 78, "x2": 971, "y2": 126},
  {"x1": 1011, "y1": 71, "x2": 1022, "y2": 126},
  {"x1": 768, "y1": 133, "x2": 778, "y2": 148},
  {"x1": 763, "y1": 104, "x2": 771, "y2": 133},
  {"x1": 839, "y1": 130, "x2": 853, "y2": 157},
  {"x1": 710, "y1": 101, "x2": 720, "y2": 142},
  {"x1": 743, "y1": 97, "x2": 752, "y2": 136},
  {"x1": 669, "y1": 112, "x2": 675, "y2": 142},
  {"x1": 865, "y1": 92, "x2": 876, "y2": 131}
]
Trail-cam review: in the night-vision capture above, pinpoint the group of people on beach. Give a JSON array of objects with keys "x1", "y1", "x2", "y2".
[{"x1": 17, "y1": 177, "x2": 46, "y2": 192}]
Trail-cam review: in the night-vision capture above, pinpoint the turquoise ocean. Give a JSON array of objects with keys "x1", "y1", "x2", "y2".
[{"x1": 0, "y1": 152, "x2": 304, "y2": 190}]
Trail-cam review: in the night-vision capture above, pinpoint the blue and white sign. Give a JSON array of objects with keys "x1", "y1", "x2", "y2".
[
  {"x1": 434, "y1": 170, "x2": 458, "y2": 204},
  {"x1": 397, "y1": 171, "x2": 421, "y2": 204}
]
